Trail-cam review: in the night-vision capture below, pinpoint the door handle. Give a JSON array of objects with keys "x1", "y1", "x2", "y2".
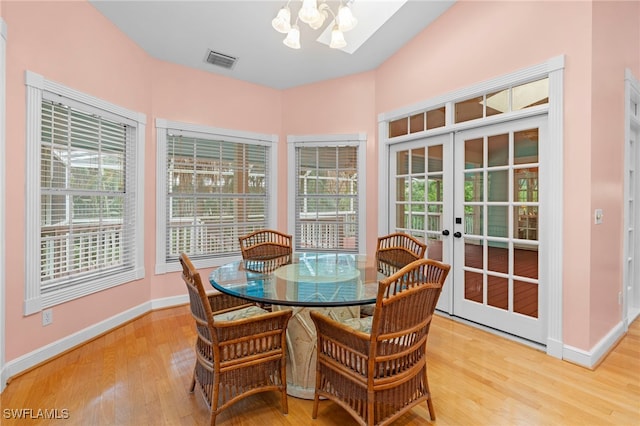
[
  {"x1": 442, "y1": 230, "x2": 450, "y2": 236},
  {"x1": 453, "y1": 232, "x2": 462, "y2": 238}
]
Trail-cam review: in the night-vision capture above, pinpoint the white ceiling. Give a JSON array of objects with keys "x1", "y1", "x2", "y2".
[{"x1": 89, "y1": 0, "x2": 455, "y2": 90}]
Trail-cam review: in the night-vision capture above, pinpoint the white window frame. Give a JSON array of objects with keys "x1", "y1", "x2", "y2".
[
  {"x1": 287, "y1": 133, "x2": 367, "y2": 254},
  {"x1": 24, "y1": 71, "x2": 146, "y2": 316},
  {"x1": 378, "y1": 56, "x2": 564, "y2": 358},
  {"x1": 155, "y1": 119, "x2": 279, "y2": 274}
]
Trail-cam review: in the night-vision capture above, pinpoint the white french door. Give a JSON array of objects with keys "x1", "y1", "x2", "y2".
[
  {"x1": 453, "y1": 116, "x2": 546, "y2": 343},
  {"x1": 388, "y1": 115, "x2": 547, "y2": 344},
  {"x1": 389, "y1": 134, "x2": 454, "y2": 312}
]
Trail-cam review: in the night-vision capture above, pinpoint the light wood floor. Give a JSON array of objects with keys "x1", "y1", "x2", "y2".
[{"x1": 1, "y1": 305, "x2": 638, "y2": 425}]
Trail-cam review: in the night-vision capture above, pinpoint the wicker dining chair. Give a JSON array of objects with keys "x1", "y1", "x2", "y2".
[
  {"x1": 376, "y1": 232, "x2": 427, "y2": 268},
  {"x1": 179, "y1": 253, "x2": 293, "y2": 426},
  {"x1": 360, "y1": 232, "x2": 428, "y2": 317},
  {"x1": 238, "y1": 229, "x2": 292, "y2": 260},
  {"x1": 310, "y1": 258, "x2": 450, "y2": 426}
]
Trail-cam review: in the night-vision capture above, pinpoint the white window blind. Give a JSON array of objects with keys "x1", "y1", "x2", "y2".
[
  {"x1": 39, "y1": 100, "x2": 136, "y2": 291},
  {"x1": 294, "y1": 144, "x2": 359, "y2": 252},
  {"x1": 165, "y1": 133, "x2": 270, "y2": 261},
  {"x1": 25, "y1": 70, "x2": 145, "y2": 315}
]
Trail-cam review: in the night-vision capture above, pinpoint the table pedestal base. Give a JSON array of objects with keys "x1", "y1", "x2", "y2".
[{"x1": 273, "y1": 305, "x2": 360, "y2": 400}]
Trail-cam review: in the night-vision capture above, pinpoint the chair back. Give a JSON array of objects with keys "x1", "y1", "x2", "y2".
[
  {"x1": 179, "y1": 253, "x2": 215, "y2": 343},
  {"x1": 376, "y1": 232, "x2": 427, "y2": 269},
  {"x1": 243, "y1": 253, "x2": 292, "y2": 273},
  {"x1": 239, "y1": 229, "x2": 292, "y2": 260},
  {"x1": 368, "y1": 258, "x2": 450, "y2": 375}
]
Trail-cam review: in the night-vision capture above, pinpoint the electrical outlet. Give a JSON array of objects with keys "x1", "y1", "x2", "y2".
[
  {"x1": 594, "y1": 208, "x2": 603, "y2": 225},
  {"x1": 42, "y1": 308, "x2": 53, "y2": 326}
]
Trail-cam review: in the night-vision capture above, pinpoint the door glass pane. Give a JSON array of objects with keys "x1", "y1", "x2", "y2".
[
  {"x1": 410, "y1": 113, "x2": 425, "y2": 134},
  {"x1": 514, "y1": 245, "x2": 538, "y2": 279},
  {"x1": 464, "y1": 238, "x2": 483, "y2": 269},
  {"x1": 464, "y1": 137, "x2": 484, "y2": 168},
  {"x1": 514, "y1": 168, "x2": 538, "y2": 202},
  {"x1": 428, "y1": 177, "x2": 443, "y2": 202},
  {"x1": 426, "y1": 107, "x2": 446, "y2": 129},
  {"x1": 412, "y1": 177, "x2": 425, "y2": 202},
  {"x1": 514, "y1": 280, "x2": 538, "y2": 318},
  {"x1": 456, "y1": 96, "x2": 483, "y2": 123},
  {"x1": 427, "y1": 145, "x2": 443, "y2": 172},
  {"x1": 486, "y1": 89, "x2": 509, "y2": 117},
  {"x1": 512, "y1": 78, "x2": 548, "y2": 110},
  {"x1": 487, "y1": 275, "x2": 508, "y2": 310},
  {"x1": 409, "y1": 204, "x2": 424, "y2": 230},
  {"x1": 465, "y1": 205, "x2": 483, "y2": 235},
  {"x1": 487, "y1": 205, "x2": 508, "y2": 237},
  {"x1": 488, "y1": 170, "x2": 509, "y2": 202},
  {"x1": 514, "y1": 128, "x2": 539, "y2": 164},
  {"x1": 515, "y1": 206, "x2": 538, "y2": 241},
  {"x1": 396, "y1": 205, "x2": 408, "y2": 228},
  {"x1": 464, "y1": 270, "x2": 483, "y2": 303},
  {"x1": 426, "y1": 235, "x2": 443, "y2": 261},
  {"x1": 389, "y1": 118, "x2": 408, "y2": 138},
  {"x1": 411, "y1": 148, "x2": 425, "y2": 173},
  {"x1": 427, "y1": 204, "x2": 442, "y2": 231},
  {"x1": 396, "y1": 150, "x2": 409, "y2": 174},
  {"x1": 396, "y1": 177, "x2": 408, "y2": 201},
  {"x1": 488, "y1": 133, "x2": 509, "y2": 166},
  {"x1": 465, "y1": 172, "x2": 483, "y2": 201},
  {"x1": 488, "y1": 243, "x2": 509, "y2": 274}
]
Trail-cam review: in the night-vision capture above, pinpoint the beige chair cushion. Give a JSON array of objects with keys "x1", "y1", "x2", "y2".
[
  {"x1": 342, "y1": 316, "x2": 373, "y2": 335},
  {"x1": 214, "y1": 305, "x2": 268, "y2": 321}
]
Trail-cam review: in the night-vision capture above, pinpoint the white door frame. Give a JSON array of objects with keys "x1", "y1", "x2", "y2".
[
  {"x1": 623, "y1": 69, "x2": 640, "y2": 328},
  {"x1": 378, "y1": 56, "x2": 564, "y2": 357}
]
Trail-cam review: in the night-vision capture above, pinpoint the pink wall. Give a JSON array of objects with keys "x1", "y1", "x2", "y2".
[
  {"x1": 589, "y1": 1, "x2": 640, "y2": 344},
  {"x1": 282, "y1": 72, "x2": 378, "y2": 254},
  {"x1": 375, "y1": 0, "x2": 639, "y2": 350},
  {"x1": 149, "y1": 62, "x2": 282, "y2": 301},
  {"x1": 2, "y1": 0, "x2": 639, "y2": 368},
  {"x1": 4, "y1": 0, "x2": 151, "y2": 360},
  {"x1": 2, "y1": 1, "x2": 282, "y2": 361}
]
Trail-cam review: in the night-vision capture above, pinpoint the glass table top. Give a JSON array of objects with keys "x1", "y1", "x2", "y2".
[{"x1": 209, "y1": 252, "x2": 391, "y2": 307}]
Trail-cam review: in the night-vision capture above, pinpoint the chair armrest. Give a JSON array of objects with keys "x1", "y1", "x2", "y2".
[{"x1": 310, "y1": 310, "x2": 371, "y2": 378}]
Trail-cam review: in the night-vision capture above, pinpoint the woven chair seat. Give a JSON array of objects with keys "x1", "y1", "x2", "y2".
[
  {"x1": 213, "y1": 305, "x2": 268, "y2": 321},
  {"x1": 341, "y1": 316, "x2": 373, "y2": 334}
]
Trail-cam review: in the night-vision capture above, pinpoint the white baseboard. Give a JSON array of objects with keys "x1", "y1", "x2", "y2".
[
  {"x1": 1, "y1": 295, "x2": 188, "y2": 389},
  {"x1": 562, "y1": 321, "x2": 625, "y2": 369}
]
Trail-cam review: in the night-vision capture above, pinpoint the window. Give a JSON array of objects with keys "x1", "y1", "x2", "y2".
[
  {"x1": 155, "y1": 119, "x2": 278, "y2": 273},
  {"x1": 288, "y1": 134, "x2": 366, "y2": 253},
  {"x1": 24, "y1": 71, "x2": 145, "y2": 315}
]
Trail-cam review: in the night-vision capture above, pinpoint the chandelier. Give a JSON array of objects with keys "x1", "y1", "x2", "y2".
[{"x1": 272, "y1": 0, "x2": 358, "y2": 50}]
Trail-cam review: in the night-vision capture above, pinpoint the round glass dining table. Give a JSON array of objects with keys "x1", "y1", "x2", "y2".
[
  {"x1": 209, "y1": 251, "x2": 392, "y2": 399},
  {"x1": 209, "y1": 251, "x2": 387, "y2": 307}
]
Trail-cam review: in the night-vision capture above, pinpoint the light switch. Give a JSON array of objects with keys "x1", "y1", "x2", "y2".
[{"x1": 594, "y1": 208, "x2": 603, "y2": 225}]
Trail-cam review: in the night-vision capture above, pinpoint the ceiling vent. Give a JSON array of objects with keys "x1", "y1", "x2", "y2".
[{"x1": 205, "y1": 49, "x2": 238, "y2": 70}]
